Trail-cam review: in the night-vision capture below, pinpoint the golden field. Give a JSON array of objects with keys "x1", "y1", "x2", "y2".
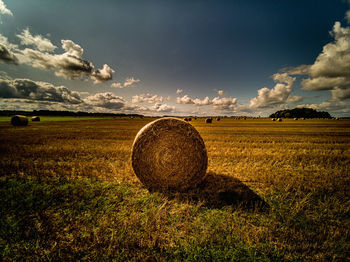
[{"x1": 0, "y1": 117, "x2": 349, "y2": 261}]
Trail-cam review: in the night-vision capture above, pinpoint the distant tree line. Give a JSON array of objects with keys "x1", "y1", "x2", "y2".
[
  {"x1": 0, "y1": 110, "x2": 143, "y2": 117},
  {"x1": 269, "y1": 108, "x2": 331, "y2": 119}
]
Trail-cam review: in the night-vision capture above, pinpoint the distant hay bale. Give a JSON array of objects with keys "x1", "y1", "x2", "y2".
[
  {"x1": 277, "y1": 118, "x2": 282, "y2": 122},
  {"x1": 188, "y1": 117, "x2": 192, "y2": 121},
  {"x1": 11, "y1": 115, "x2": 28, "y2": 126},
  {"x1": 131, "y1": 117, "x2": 208, "y2": 190},
  {"x1": 216, "y1": 117, "x2": 221, "y2": 121},
  {"x1": 184, "y1": 118, "x2": 188, "y2": 121},
  {"x1": 31, "y1": 116, "x2": 40, "y2": 121},
  {"x1": 272, "y1": 118, "x2": 276, "y2": 121},
  {"x1": 294, "y1": 118, "x2": 298, "y2": 120},
  {"x1": 205, "y1": 118, "x2": 212, "y2": 123}
]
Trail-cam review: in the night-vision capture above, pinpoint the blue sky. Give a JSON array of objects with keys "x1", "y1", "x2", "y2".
[{"x1": 0, "y1": 0, "x2": 349, "y2": 116}]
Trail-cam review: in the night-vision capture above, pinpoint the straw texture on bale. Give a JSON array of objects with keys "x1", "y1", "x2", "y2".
[
  {"x1": 11, "y1": 115, "x2": 28, "y2": 126},
  {"x1": 31, "y1": 116, "x2": 40, "y2": 121},
  {"x1": 131, "y1": 117, "x2": 208, "y2": 190}
]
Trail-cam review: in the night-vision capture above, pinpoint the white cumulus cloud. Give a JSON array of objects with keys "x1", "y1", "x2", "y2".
[
  {"x1": 10, "y1": 38, "x2": 115, "y2": 82},
  {"x1": 111, "y1": 77, "x2": 140, "y2": 88},
  {"x1": 212, "y1": 96, "x2": 237, "y2": 110},
  {"x1": 61, "y1": 39, "x2": 83, "y2": 57},
  {"x1": 285, "y1": 20, "x2": 350, "y2": 113},
  {"x1": 124, "y1": 77, "x2": 140, "y2": 87},
  {"x1": 132, "y1": 93, "x2": 164, "y2": 104},
  {"x1": 176, "y1": 94, "x2": 237, "y2": 111},
  {"x1": 248, "y1": 73, "x2": 296, "y2": 108},
  {"x1": 0, "y1": 0, "x2": 12, "y2": 23},
  {"x1": 176, "y1": 95, "x2": 195, "y2": 105},
  {"x1": 152, "y1": 103, "x2": 175, "y2": 112},
  {"x1": 16, "y1": 28, "x2": 57, "y2": 52}
]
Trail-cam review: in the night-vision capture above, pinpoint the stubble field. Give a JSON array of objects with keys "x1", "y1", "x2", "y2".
[{"x1": 0, "y1": 117, "x2": 349, "y2": 261}]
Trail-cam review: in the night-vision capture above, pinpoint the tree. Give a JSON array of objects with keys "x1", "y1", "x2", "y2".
[{"x1": 269, "y1": 108, "x2": 331, "y2": 119}]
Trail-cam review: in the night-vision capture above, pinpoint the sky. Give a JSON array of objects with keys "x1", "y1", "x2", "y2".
[{"x1": 0, "y1": 0, "x2": 350, "y2": 117}]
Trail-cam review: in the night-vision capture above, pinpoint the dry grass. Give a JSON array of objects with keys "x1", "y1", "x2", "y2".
[{"x1": 0, "y1": 117, "x2": 349, "y2": 261}]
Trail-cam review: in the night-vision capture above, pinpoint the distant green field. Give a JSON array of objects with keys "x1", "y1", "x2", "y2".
[{"x1": 0, "y1": 116, "x2": 113, "y2": 122}]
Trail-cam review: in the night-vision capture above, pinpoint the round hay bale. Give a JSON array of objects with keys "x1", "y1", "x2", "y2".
[
  {"x1": 216, "y1": 117, "x2": 221, "y2": 121},
  {"x1": 11, "y1": 115, "x2": 28, "y2": 126},
  {"x1": 271, "y1": 118, "x2": 276, "y2": 121},
  {"x1": 205, "y1": 118, "x2": 212, "y2": 123},
  {"x1": 277, "y1": 118, "x2": 282, "y2": 122},
  {"x1": 131, "y1": 117, "x2": 207, "y2": 190},
  {"x1": 31, "y1": 116, "x2": 40, "y2": 121}
]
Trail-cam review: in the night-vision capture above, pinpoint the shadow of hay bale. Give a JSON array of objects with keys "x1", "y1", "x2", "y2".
[{"x1": 149, "y1": 172, "x2": 269, "y2": 211}]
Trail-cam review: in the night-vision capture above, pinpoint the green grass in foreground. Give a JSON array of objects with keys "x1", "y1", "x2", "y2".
[
  {"x1": 0, "y1": 177, "x2": 278, "y2": 261},
  {"x1": 0, "y1": 118, "x2": 349, "y2": 261}
]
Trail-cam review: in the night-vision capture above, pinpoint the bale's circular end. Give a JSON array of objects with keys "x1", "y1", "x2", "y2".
[{"x1": 131, "y1": 117, "x2": 208, "y2": 191}]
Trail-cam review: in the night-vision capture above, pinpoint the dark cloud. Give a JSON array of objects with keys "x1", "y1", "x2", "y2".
[
  {"x1": 0, "y1": 44, "x2": 18, "y2": 64},
  {"x1": 91, "y1": 64, "x2": 114, "y2": 83},
  {"x1": 297, "y1": 100, "x2": 350, "y2": 115},
  {"x1": 83, "y1": 92, "x2": 126, "y2": 110},
  {"x1": 0, "y1": 77, "x2": 82, "y2": 103},
  {"x1": 22, "y1": 48, "x2": 94, "y2": 80}
]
